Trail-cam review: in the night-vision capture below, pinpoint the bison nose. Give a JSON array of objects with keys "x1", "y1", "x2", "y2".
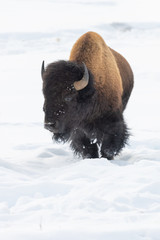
[{"x1": 44, "y1": 121, "x2": 59, "y2": 133}]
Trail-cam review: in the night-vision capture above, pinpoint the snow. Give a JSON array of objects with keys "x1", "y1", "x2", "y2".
[{"x1": 0, "y1": 0, "x2": 160, "y2": 239}]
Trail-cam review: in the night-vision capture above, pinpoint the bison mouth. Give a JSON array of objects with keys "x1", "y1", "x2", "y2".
[
  {"x1": 44, "y1": 121, "x2": 71, "y2": 143},
  {"x1": 44, "y1": 121, "x2": 60, "y2": 133},
  {"x1": 44, "y1": 120, "x2": 67, "y2": 134}
]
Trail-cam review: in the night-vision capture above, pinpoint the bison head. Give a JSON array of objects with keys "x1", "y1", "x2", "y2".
[{"x1": 41, "y1": 60, "x2": 95, "y2": 141}]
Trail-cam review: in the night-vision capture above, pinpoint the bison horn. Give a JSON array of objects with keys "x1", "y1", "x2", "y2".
[
  {"x1": 41, "y1": 60, "x2": 45, "y2": 80},
  {"x1": 74, "y1": 62, "x2": 89, "y2": 91}
]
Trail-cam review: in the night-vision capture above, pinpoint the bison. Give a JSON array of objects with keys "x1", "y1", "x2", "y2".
[{"x1": 41, "y1": 31, "x2": 134, "y2": 160}]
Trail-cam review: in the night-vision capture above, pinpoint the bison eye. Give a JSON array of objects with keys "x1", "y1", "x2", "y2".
[{"x1": 64, "y1": 96, "x2": 72, "y2": 102}]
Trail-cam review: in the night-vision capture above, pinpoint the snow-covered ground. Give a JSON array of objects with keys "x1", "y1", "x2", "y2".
[{"x1": 0, "y1": 0, "x2": 160, "y2": 239}]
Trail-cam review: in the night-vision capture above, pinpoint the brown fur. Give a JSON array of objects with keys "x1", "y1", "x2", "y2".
[
  {"x1": 110, "y1": 48, "x2": 134, "y2": 110},
  {"x1": 69, "y1": 31, "x2": 133, "y2": 112}
]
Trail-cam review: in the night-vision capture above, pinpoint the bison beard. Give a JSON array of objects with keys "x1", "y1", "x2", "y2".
[{"x1": 41, "y1": 32, "x2": 133, "y2": 160}]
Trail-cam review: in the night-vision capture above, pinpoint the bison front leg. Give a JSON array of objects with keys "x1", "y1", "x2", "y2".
[
  {"x1": 100, "y1": 116, "x2": 129, "y2": 160},
  {"x1": 71, "y1": 129, "x2": 99, "y2": 159}
]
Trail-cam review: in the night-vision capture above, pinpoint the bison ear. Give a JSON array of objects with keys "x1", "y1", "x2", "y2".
[
  {"x1": 73, "y1": 62, "x2": 89, "y2": 91},
  {"x1": 41, "y1": 60, "x2": 45, "y2": 80}
]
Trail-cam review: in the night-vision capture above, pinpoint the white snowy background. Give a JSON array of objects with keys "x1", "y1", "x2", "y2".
[{"x1": 0, "y1": 0, "x2": 160, "y2": 239}]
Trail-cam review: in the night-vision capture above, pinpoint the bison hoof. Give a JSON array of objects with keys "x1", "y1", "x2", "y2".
[
  {"x1": 102, "y1": 150, "x2": 117, "y2": 160},
  {"x1": 83, "y1": 154, "x2": 92, "y2": 159}
]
